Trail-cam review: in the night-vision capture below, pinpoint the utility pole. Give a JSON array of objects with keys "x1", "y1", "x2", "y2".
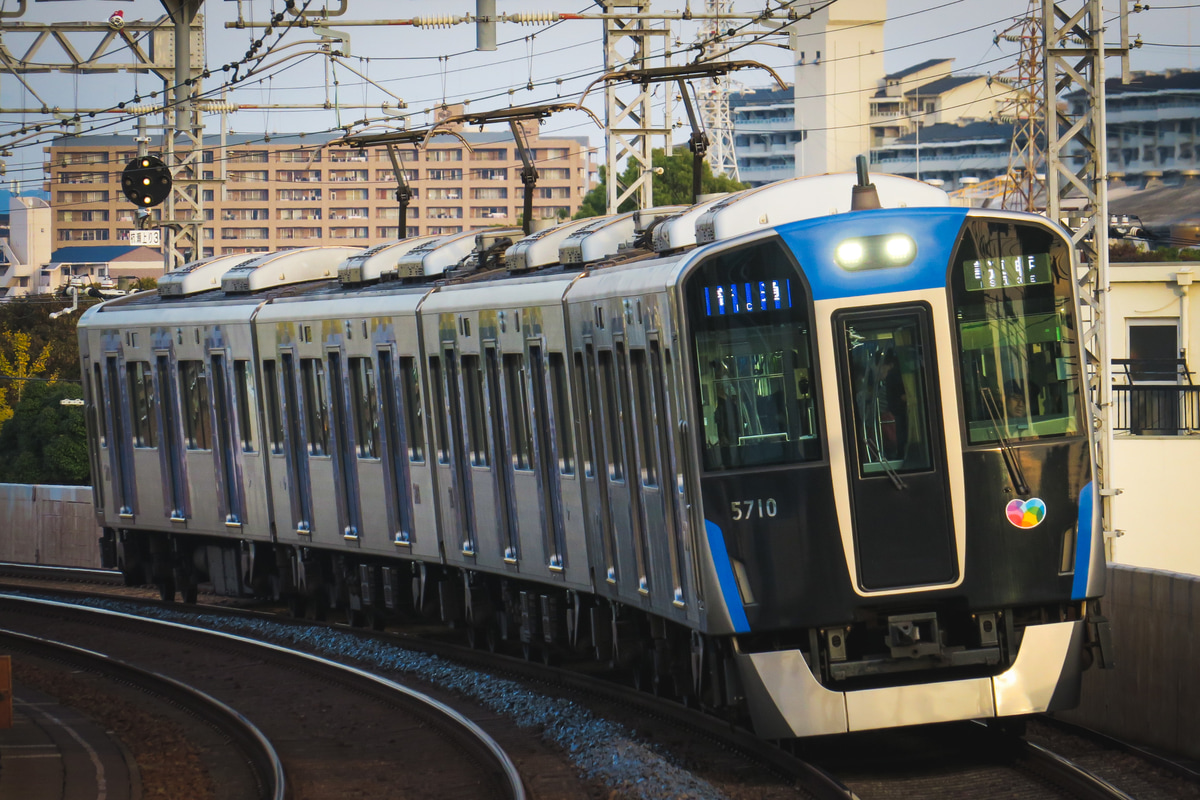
[
  {"x1": 160, "y1": 0, "x2": 205, "y2": 270},
  {"x1": 1042, "y1": 0, "x2": 1131, "y2": 556},
  {"x1": 601, "y1": 0, "x2": 672, "y2": 213}
]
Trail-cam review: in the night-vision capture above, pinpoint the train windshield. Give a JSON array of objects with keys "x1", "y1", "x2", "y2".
[
  {"x1": 951, "y1": 219, "x2": 1084, "y2": 445},
  {"x1": 684, "y1": 238, "x2": 821, "y2": 471}
]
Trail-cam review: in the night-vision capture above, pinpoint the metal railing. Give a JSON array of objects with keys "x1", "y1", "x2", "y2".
[{"x1": 1111, "y1": 385, "x2": 1200, "y2": 435}]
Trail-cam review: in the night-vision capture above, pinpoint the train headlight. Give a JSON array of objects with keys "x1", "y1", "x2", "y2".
[
  {"x1": 885, "y1": 235, "x2": 915, "y2": 262},
  {"x1": 835, "y1": 240, "x2": 865, "y2": 268},
  {"x1": 834, "y1": 233, "x2": 918, "y2": 270}
]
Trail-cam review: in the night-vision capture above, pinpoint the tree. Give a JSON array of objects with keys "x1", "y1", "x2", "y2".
[
  {"x1": 0, "y1": 379, "x2": 89, "y2": 485},
  {"x1": 575, "y1": 149, "x2": 748, "y2": 219},
  {"x1": 0, "y1": 297, "x2": 91, "y2": 384},
  {"x1": 0, "y1": 326, "x2": 59, "y2": 427}
]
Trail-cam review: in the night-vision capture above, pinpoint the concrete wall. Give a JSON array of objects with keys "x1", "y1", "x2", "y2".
[
  {"x1": 0, "y1": 484, "x2": 102, "y2": 568},
  {"x1": 1063, "y1": 565, "x2": 1200, "y2": 761}
]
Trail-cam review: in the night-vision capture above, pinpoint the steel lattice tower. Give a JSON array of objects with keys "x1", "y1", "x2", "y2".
[
  {"x1": 697, "y1": 0, "x2": 739, "y2": 181},
  {"x1": 996, "y1": 0, "x2": 1045, "y2": 211}
]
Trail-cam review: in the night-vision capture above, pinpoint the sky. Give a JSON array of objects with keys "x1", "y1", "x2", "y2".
[{"x1": 0, "y1": 0, "x2": 1194, "y2": 188}]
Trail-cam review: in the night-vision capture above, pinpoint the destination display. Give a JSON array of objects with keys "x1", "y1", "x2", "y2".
[
  {"x1": 963, "y1": 253, "x2": 1052, "y2": 291},
  {"x1": 703, "y1": 278, "x2": 793, "y2": 317}
]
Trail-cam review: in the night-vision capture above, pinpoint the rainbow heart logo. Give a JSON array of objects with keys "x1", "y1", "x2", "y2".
[{"x1": 1006, "y1": 498, "x2": 1046, "y2": 529}]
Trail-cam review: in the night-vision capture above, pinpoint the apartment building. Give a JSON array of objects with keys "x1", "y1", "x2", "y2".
[
  {"x1": 730, "y1": 86, "x2": 803, "y2": 187},
  {"x1": 869, "y1": 120, "x2": 1016, "y2": 190},
  {"x1": 1080, "y1": 69, "x2": 1200, "y2": 187},
  {"x1": 45, "y1": 130, "x2": 595, "y2": 259}
]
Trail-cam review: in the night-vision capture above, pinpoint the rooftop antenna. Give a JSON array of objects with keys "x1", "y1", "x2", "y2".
[{"x1": 852, "y1": 154, "x2": 881, "y2": 211}]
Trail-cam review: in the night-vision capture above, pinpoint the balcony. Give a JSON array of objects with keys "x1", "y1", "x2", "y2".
[
  {"x1": 1112, "y1": 358, "x2": 1200, "y2": 435},
  {"x1": 1112, "y1": 385, "x2": 1200, "y2": 435}
]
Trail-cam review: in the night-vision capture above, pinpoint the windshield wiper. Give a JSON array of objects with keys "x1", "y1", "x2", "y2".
[
  {"x1": 864, "y1": 435, "x2": 907, "y2": 491},
  {"x1": 979, "y1": 386, "x2": 1029, "y2": 495}
]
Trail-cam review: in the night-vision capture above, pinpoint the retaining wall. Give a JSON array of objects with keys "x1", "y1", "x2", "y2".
[
  {"x1": 1062, "y1": 565, "x2": 1200, "y2": 761},
  {"x1": 0, "y1": 484, "x2": 102, "y2": 568}
]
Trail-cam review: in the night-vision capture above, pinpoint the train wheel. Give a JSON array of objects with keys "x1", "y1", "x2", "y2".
[
  {"x1": 180, "y1": 581, "x2": 199, "y2": 605},
  {"x1": 485, "y1": 622, "x2": 500, "y2": 653},
  {"x1": 368, "y1": 609, "x2": 386, "y2": 632},
  {"x1": 156, "y1": 575, "x2": 176, "y2": 603},
  {"x1": 287, "y1": 594, "x2": 307, "y2": 618}
]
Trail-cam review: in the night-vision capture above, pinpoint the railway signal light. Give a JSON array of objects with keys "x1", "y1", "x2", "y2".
[{"x1": 121, "y1": 155, "x2": 172, "y2": 208}]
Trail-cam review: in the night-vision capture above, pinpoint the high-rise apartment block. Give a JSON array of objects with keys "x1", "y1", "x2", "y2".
[{"x1": 45, "y1": 130, "x2": 595, "y2": 260}]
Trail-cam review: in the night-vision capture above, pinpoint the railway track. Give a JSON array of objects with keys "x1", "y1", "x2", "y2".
[
  {"x1": 0, "y1": 626, "x2": 284, "y2": 800},
  {"x1": 5, "y1": 568, "x2": 1200, "y2": 799},
  {"x1": 0, "y1": 592, "x2": 528, "y2": 800}
]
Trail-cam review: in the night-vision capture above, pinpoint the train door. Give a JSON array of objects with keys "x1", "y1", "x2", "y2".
[
  {"x1": 585, "y1": 343, "x2": 619, "y2": 584},
  {"x1": 85, "y1": 362, "x2": 106, "y2": 515},
  {"x1": 439, "y1": 349, "x2": 477, "y2": 556},
  {"x1": 105, "y1": 354, "x2": 136, "y2": 518},
  {"x1": 835, "y1": 306, "x2": 957, "y2": 590},
  {"x1": 628, "y1": 346, "x2": 661, "y2": 599},
  {"x1": 649, "y1": 338, "x2": 689, "y2": 608},
  {"x1": 377, "y1": 348, "x2": 416, "y2": 547},
  {"x1": 155, "y1": 353, "x2": 189, "y2": 521},
  {"x1": 529, "y1": 344, "x2": 567, "y2": 571},
  {"x1": 483, "y1": 347, "x2": 518, "y2": 561},
  {"x1": 326, "y1": 350, "x2": 362, "y2": 539},
  {"x1": 279, "y1": 351, "x2": 313, "y2": 533},
  {"x1": 209, "y1": 353, "x2": 244, "y2": 526}
]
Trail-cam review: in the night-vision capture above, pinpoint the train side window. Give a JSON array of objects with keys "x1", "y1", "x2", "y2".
[
  {"x1": 504, "y1": 353, "x2": 532, "y2": 471},
  {"x1": 399, "y1": 356, "x2": 425, "y2": 463},
  {"x1": 630, "y1": 349, "x2": 658, "y2": 487},
  {"x1": 572, "y1": 352, "x2": 593, "y2": 478},
  {"x1": 234, "y1": 360, "x2": 255, "y2": 453},
  {"x1": 429, "y1": 356, "x2": 450, "y2": 465},
  {"x1": 128, "y1": 361, "x2": 157, "y2": 449},
  {"x1": 549, "y1": 352, "x2": 575, "y2": 476},
  {"x1": 462, "y1": 354, "x2": 489, "y2": 467},
  {"x1": 300, "y1": 357, "x2": 329, "y2": 456},
  {"x1": 598, "y1": 349, "x2": 625, "y2": 483},
  {"x1": 349, "y1": 356, "x2": 379, "y2": 459},
  {"x1": 262, "y1": 359, "x2": 284, "y2": 454},
  {"x1": 92, "y1": 363, "x2": 107, "y2": 448},
  {"x1": 180, "y1": 360, "x2": 211, "y2": 450}
]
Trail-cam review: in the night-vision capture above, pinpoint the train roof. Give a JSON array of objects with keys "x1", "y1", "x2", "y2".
[
  {"x1": 420, "y1": 266, "x2": 584, "y2": 313},
  {"x1": 337, "y1": 235, "x2": 445, "y2": 285},
  {"x1": 696, "y1": 172, "x2": 950, "y2": 244},
  {"x1": 157, "y1": 252, "x2": 262, "y2": 297},
  {"x1": 394, "y1": 227, "x2": 522, "y2": 276},
  {"x1": 559, "y1": 206, "x2": 688, "y2": 264},
  {"x1": 504, "y1": 218, "x2": 598, "y2": 271},
  {"x1": 220, "y1": 246, "x2": 362, "y2": 293}
]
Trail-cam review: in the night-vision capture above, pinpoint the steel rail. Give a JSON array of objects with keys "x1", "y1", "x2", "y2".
[
  {"x1": 0, "y1": 626, "x2": 286, "y2": 800},
  {"x1": 1, "y1": 593, "x2": 527, "y2": 800}
]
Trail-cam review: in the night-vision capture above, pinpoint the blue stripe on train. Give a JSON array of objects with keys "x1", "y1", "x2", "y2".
[
  {"x1": 776, "y1": 207, "x2": 971, "y2": 301},
  {"x1": 1072, "y1": 481, "x2": 1095, "y2": 599},
  {"x1": 705, "y1": 519, "x2": 751, "y2": 633}
]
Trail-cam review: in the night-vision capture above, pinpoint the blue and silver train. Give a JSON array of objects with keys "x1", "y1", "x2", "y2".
[{"x1": 78, "y1": 171, "x2": 1106, "y2": 737}]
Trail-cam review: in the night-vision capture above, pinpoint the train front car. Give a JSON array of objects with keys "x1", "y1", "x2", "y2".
[{"x1": 680, "y1": 206, "x2": 1102, "y2": 738}]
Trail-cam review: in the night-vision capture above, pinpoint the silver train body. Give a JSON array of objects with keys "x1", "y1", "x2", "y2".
[{"x1": 78, "y1": 173, "x2": 1105, "y2": 737}]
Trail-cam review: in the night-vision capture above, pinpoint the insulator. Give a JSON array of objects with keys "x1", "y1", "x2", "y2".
[
  {"x1": 501, "y1": 12, "x2": 558, "y2": 24},
  {"x1": 411, "y1": 15, "x2": 463, "y2": 28}
]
